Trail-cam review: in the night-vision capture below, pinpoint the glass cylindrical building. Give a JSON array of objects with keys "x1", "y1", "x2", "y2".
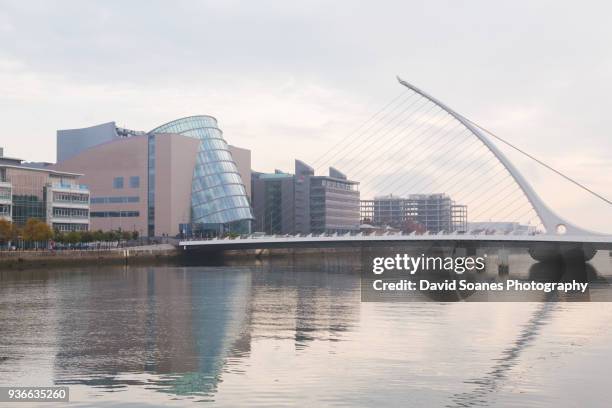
[{"x1": 149, "y1": 116, "x2": 253, "y2": 234}]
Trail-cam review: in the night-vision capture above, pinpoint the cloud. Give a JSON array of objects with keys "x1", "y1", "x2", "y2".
[{"x1": 0, "y1": 0, "x2": 611, "y2": 231}]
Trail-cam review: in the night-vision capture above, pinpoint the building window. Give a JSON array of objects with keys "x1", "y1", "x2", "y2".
[
  {"x1": 53, "y1": 207, "x2": 89, "y2": 218},
  {"x1": 129, "y1": 176, "x2": 140, "y2": 188},
  {"x1": 90, "y1": 211, "x2": 140, "y2": 218},
  {"x1": 90, "y1": 196, "x2": 140, "y2": 204},
  {"x1": 113, "y1": 177, "x2": 124, "y2": 189},
  {"x1": 0, "y1": 204, "x2": 10, "y2": 215},
  {"x1": 53, "y1": 223, "x2": 88, "y2": 232},
  {"x1": 53, "y1": 192, "x2": 89, "y2": 203},
  {"x1": 0, "y1": 187, "x2": 10, "y2": 200}
]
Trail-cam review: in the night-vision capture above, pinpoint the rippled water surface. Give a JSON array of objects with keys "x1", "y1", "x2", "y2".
[{"x1": 1, "y1": 253, "x2": 612, "y2": 407}]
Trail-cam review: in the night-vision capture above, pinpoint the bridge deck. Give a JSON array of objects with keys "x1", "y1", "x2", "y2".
[{"x1": 180, "y1": 234, "x2": 612, "y2": 252}]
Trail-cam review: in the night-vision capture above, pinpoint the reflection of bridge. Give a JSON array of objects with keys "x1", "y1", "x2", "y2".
[{"x1": 184, "y1": 78, "x2": 612, "y2": 255}]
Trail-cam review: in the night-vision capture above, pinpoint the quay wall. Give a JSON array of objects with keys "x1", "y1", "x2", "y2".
[{"x1": 0, "y1": 245, "x2": 181, "y2": 269}]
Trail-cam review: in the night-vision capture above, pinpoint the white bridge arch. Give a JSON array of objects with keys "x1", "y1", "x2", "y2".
[{"x1": 396, "y1": 77, "x2": 594, "y2": 236}]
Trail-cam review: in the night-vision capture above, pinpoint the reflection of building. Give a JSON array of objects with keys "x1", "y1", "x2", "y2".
[
  {"x1": 250, "y1": 257, "x2": 361, "y2": 350},
  {"x1": 53, "y1": 117, "x2": 253, "y2": 236},
  {"x1": 360, "y1": 194, "x2": 467, "y2": 233},
  {"x1": 252, "y1": 160, "x2": 360, "y2": 234},
  {"x1": 0, "y1": 148, "x2": 90, "y2": 231},
  {"x1": 52, "y1": 266, "x2": 253, "y2": 398},
  {"x1": 46, "y1": 261, "x2": 362, "y2": 399}
]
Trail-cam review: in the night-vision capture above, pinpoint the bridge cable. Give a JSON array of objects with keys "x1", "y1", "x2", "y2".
[
  {"x1": 467, "y1": 119, "x2": 612, "y2": 207},
  {"x1": 314, "y1": 94, "x2": 430, "y2": 174},
  {"x1": 266, "y1": 97, "x2": 445, "y2": 233},
  {"x1": 330, "y1": 104, "x2": 450, "y2": 181},
  {"x1": 310, "y1": 89, "x2": 411, "y2": 169}
]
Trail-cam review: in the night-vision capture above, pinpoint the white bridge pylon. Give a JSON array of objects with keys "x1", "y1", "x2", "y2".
[{"x1": 396, "y1": 77, "x2": 595, "y2": 237}]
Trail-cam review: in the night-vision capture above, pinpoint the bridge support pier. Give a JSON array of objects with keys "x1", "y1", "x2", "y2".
[
  {"x1": 528, "y1": 243, "x2": 596, "y2": 262},
  {"x1": 497, "y1": 248, "x2": 510, "y2": 275}
]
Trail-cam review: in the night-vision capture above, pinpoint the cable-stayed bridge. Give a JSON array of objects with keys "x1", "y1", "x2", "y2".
[{"x1": 181, "y1": 78, "x2": 612, "y2": 261}]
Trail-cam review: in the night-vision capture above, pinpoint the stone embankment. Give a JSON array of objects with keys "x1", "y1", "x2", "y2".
[{"x1": 0, "y1": 244, "x2": 180, "y2": 269}]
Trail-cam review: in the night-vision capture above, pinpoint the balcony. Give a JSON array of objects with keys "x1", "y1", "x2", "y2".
[
  {"x1": 50, "y1": 182, "x2": 89, "y2": 191},
  {"x1": 52, "y1": 213, "x2": 89, "y2": 220},
  {"x1": 50, "y1": 184, "x2": 90, "y2": 209},
  {"x1": 50, "y1": 217, "x2": 90, "y2": 224}
]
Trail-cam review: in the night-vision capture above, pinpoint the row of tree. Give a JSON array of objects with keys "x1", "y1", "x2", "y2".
[
  {"x1": 54, "y1": 229, "x2": 139, "y2": 245},
  {"x1": 0, "y1": 218, "x2": 52, "y2": 247},
  {"x1": 0, "y1": 218, "x2": 139, "y2": 249}
]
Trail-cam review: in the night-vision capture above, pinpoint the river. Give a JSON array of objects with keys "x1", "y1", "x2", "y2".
[{"x1": 1, "y1": 252, "x2": 612, "y2": 407}]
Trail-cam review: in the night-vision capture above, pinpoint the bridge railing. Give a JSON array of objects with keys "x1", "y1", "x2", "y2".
[{"x1": 178, "y1": 229, "x2": 541, "y2": 243}]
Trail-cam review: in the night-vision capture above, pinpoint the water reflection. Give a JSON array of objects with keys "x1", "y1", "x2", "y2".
[
  {"x1": 0, "y1": 256, "x2": 360, "y2": 400},
  {"x1": 450, "y1": 300, "x2": 557, "y2": 407},
  {"x1": 49, "y1": 267, "x2": 248, "y2": 397},
  {"x1": 249, "y1": 257, "x2": 360, "y2": 349},
  {"x1": 0, "y1": 252, "x2": 611, "y2": 406},
  {"x1": 528, "y1": 261, "x2": 611, "y2": 301}
]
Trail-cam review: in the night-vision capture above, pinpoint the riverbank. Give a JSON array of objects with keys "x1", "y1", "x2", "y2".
[
  {"x1": 0, "y1": 244, "x2": 181, "y2": 269},
  {"x1": 0, "y1": 246, "x2": 370, "y2": 269}
]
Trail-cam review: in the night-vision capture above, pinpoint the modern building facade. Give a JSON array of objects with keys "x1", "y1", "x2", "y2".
[
  {"x1": 53, "y1": 117, "x2": 253, "y2": 237},
  {"x1": 310, "y1": 166, "x2": 360, "y2": 234},
  {"x1": 251, "y1": 170, "x2": 296, "y2": 234},
  {"x1": 360, "y1": 194, "x2": 467, "y2": 233},
  {"x1": 252, "y1": 160, "x2": 360, "y2": 235},
  {"x1": 149, "y1": 116, "x2": 252, "y2": 235},
  {"x1": 0, "y1": 148, "x2": 90, "y2": 231}
]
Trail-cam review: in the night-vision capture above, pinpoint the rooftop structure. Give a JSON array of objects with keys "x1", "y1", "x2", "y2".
[{"x1": 57, "y1": 121, "x2": 146, "y2": 163}]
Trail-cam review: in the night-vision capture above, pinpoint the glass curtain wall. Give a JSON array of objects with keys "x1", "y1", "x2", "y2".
[
  {"x1": 7, "y1": 168, "x2": 48, "y2": 225},
  {"x1": 149, "y1": 116, "x2": 253, "y2": 235}
]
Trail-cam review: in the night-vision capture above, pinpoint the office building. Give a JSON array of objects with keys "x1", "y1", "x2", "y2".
[
  {"x1": 252, "y1": 160, "x2": 360, "y2": 234},
  {"x1": 360, "y1": 193, "x2": 467, "y2": 233},
  {"x1": 53, "y1": 116, "x2": 253, "y2": 237},
  {"x1": 0, "y1": 148, "x2": 90, "y2": 231},
  {"x1": 309, "y1": 166, "x2": 360, "y2": 234},
  {"x1": 251, "y1": 170, "x2": 296, "y2": 234}
]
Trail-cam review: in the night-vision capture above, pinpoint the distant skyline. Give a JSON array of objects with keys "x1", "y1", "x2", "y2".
[{"x1": 1, "y1": 0, "x2": 611, "y2": 231}]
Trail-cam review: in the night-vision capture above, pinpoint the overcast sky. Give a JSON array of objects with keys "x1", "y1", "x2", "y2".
[{"x1": 0, "y1": 0, "x2": 611, "y2": 231}]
